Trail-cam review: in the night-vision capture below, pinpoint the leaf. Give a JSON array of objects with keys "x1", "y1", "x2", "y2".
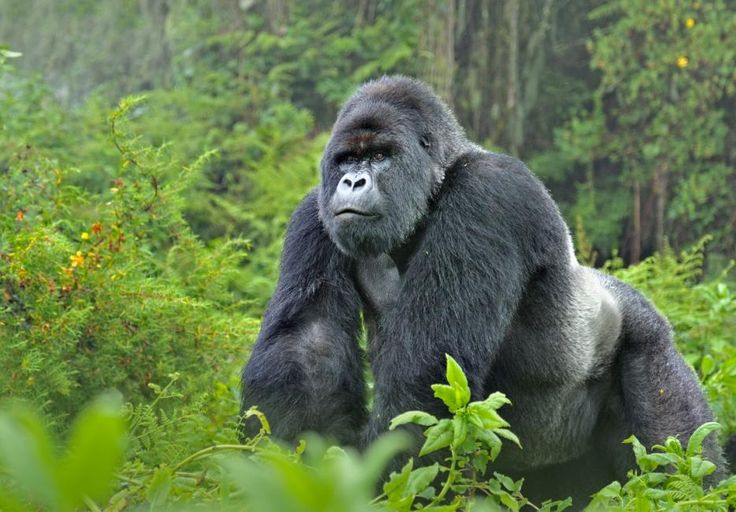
[
  {"x1": 475, "y1": 429, "x2": 503, "y2": 460},
  {"x1": 383, "y1": 459, "x2": 413, "y2": 499},
  {"x1": 689, "y1": 456, "x2": 716, "y2": 478},
  {"x1": 467, "y1": 403, "x2": 509, "y2": 429},
  {"x1": 432, "y1": 384, "x2": 462, "y2": 412},
  {"x1": 494, "y1": 428, "x2": 522, "y2": 448},
  {"x1": 481, "y1": 392, "x2": 511, "y2": 410},
  {"x1": 406, "y1": 463, "x2": 439, "y2": 495},
  {"x1": 423, "y1": 501, "x2": 462, "y2": 511},
  {"x1": 452, "y1": 416, "x2": 468, "y2": 448},
  {"x1": 700, "y1": 354, "x2": 715, "y2": 377},
  {"x1": 594, "y1": 480, "x2": 622, "y2": 499},
  {"x1": 58, "y1": 393, "x2": 127, "y2": 507},
  {"x1": 420, "y1": 420, "x2": 453, "y2": 456},
  {"x1": 638, "y1": 452, "x2": 678, "y2": 468},
  {"x1": 146, "y1": 466, "x2": 173, "y2": 507},
  {"x1": 444, "y1": 355, "x2": 470, "y2": 406},
  {"x1": 493, "y1": 472, "x2": 516, "y2": 491},
  {"x1": 499, "y1": 491, "x2": 520, "y2": 512},
  {"x1": 389, "y1": 411, "x2": 438, "y2": 430},
  {"x1": 624, "y1": 435, "x2": 648, "y2": 466},
  {"x1": 0, "y1": 406, "x2": 60, "y2": 508},
  {"x1": 686, "y1": 422, "x2": 720, "y2": 457}
]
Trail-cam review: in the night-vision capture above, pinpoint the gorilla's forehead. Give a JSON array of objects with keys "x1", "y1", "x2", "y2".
[
  {"x1": 329, "y1": 128, "x2": 402, "y2": 157},
  {"x1": 329, "y1": 105, "x2": 415, "y2": 157},
  {"x1": 336, "y1": 99, "x2": 416, "y2": 136}
]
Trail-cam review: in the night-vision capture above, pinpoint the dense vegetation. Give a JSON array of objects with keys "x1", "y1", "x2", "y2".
[{"x1": 0, "y1": 1, "x2": 734, "y2": 510}]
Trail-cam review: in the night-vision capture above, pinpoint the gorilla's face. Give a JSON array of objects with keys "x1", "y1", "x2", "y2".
[{"x1": 318, "y1": 101, "x2": 441, "y2": 258}]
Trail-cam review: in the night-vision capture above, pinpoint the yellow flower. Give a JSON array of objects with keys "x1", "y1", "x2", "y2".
[
  {"x1": 81, "y1": 232, "x2": 90, "y2": 241},
  {"x1": 685, "y1": 17, "x2": 695, "y2": 29},
  {"x1": 70, "y1": 251, "x2": 85, "y2": 268},
  {"x1": 676, "y1": 56, "x2": 689, "y2": 68}
]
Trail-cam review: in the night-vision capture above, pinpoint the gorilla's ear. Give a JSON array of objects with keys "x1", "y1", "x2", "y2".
[{"x1": 420, "y1": 134, "x2": 432, "y2": 150}]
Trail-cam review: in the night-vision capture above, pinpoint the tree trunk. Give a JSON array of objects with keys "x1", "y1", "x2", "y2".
[
  {"x1": 420, "y1": 0, "x2": 456, "y2": 106},
  {"x1": 653, "y1": 163, "x2": 668, "y2": 253},
  {"x1": 505, "y1": 0, "x2": 522, "y2": 155},
  {"x1": 631, "y1": 180, "x2": 641, "y2": 263}
]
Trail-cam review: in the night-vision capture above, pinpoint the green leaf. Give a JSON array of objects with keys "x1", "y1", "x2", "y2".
[
  {"x1": 445, "y1": 355, "x2": 470, "y2": 401},
  {"x1": 452, "y1": 415, "x2": 468, "y2": 448},
  {"x1": 595, "y1": 480, "x2": 622, "y2": 499},
  {"x1": 499, "y1": 491, "x2": 520, "y2": 512},
  {"x1": 475, "y1": 429, "x2": 503, "y2": 460},
  {"x1": 389, "y1": 411, "x2": 438, "y2": 430},
  {"x1": 383, "y1": 459, "x2": 413, "y2": 499},
  {"x1": 493, "y1": 471, "x2": 516, "y2": 491},
  {"x1": 420, "y1": 419, "x2": 454, "y2": 456},
  {"x1": 495, "y1": 428, "x2": 522, "y2": 448},
  {"x1": 638, "y1": 452, "x2": 678, "y2": 468},
  {"x1": 423, "y1": 501, "x2": 462, "y2": 511},
  {"x1": 624, "y1": 435, "x2": 648, "y2": 465},
  {"x1": 0, "y1": 406, "x2": 60, "y2": 508},
  {"x1": 467, "y1": 403, "x2": 509, "y2": 429},
  {"x1": 686, "y1": 422, "x2": 720, "y2": 457},
  {"x1": 58, "y1": 393, "x2": 127, "y2": 507},
  {"x1": 406, "y1": 463, "x2": 439, "y2": 495},
  {"x1": 146, "y1": 466, "x2": 173, "y2": 507},
  {"x1": 689, "y1": 456, "x2": 716, "y2": 478},
  {"x1": 481, "y1": 392, "x2": 511, "y2": 410},
  {"x1": 700, "y1": 354, "x2": 715, "y2": 377},
  {"x1": 432, "y1": 384, "x2": 462, "y2": 413}
]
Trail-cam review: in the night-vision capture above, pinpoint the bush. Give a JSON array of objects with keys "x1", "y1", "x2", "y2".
[{"x1": 0, "y1": 96, "x2": 256, "y2": 425}]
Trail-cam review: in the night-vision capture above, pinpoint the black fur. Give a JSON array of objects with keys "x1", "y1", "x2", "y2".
[{"x1": 241, "y1": 76, "x2": 727, "y2": 502}]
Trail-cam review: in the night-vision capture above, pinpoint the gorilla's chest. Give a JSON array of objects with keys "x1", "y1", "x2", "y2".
[{"x1": 354, "y1": 253, "x2": 402, "y2": 319}]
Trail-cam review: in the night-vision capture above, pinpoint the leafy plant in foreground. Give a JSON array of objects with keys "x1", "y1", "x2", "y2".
[
  {"x1": 384, "y1": 354, "x2": 570, "y2": 511},
  {"x1": 588, "y1": 423, "x2": 736, "y2": 511},
  {"x1": 0, "y1": 393, "x2": 126, "y2": 511},
  {"x1": 0, "y1": 355, "x2": 733, "y2": 510}
]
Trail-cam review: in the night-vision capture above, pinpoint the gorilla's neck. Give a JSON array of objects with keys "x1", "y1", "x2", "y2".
[{"x1": 390, "y1": 223, "x2": 426, "y2": 275}]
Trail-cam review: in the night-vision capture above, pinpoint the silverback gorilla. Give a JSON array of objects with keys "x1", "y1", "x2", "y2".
[{"x1": 241, "y1": 76, "x2": 726, "y2": 501}]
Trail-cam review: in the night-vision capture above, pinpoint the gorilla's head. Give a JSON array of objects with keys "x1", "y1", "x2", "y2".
[{"x1": 318, "y1": 76, "x2": 470, "y2": 258}]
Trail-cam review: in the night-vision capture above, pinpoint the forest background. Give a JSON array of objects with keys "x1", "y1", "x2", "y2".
[{"x1": 0, "y1": 1, "x2": 735, "y2": 510}]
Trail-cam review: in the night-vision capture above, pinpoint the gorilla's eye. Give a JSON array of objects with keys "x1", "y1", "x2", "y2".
[
  {"x1": 372, "y1": 152, "x2": 386, "y2": 162},
  {"x1": 345, "y1": 155, "x2": 359, "y2": 163}
]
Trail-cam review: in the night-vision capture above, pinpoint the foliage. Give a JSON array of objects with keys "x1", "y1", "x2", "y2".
[
  {"x1": 547, "y1": 0, "x2": 736, "y2": 260},
  {"x1": 609, "y1": 240, "x2": 736, "y2": 438},
  {"x1": 385, "y1": 355, "x2": 567, "y2": 511},
  {"x1": 1, "y1": 354, "x2": 732, "y2": 510},
  {"x1": 0, "y1": 95, "x2": 257, "y2": 424},
  {"x1": 588, "y1": 423, "x2": 736, "y2": 511},
  {"x1": 0, "y1": 393, "x2": 126, "y2": 512}
]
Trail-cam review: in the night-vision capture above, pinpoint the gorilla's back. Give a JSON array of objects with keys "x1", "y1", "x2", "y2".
[{"x1": 488, "y1": 262, "x2": 624, "y2": 470}]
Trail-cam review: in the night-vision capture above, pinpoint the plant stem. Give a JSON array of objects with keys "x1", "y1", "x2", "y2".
[
  {"x1": 171, "y1": 443, "x2": 257, "y2": 473},
  {"x1": 431, "y1": 447, "x2": 458, "y2": 506}
]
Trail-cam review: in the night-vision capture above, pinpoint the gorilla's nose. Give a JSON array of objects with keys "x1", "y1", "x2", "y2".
[{"x1": 338, "y1": 171, "x2": 372, "y2": 194}]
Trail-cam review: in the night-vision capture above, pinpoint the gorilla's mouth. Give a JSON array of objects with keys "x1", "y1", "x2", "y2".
[{"x1": 335, "y1": 208, "x2": 379, "y2": 219}]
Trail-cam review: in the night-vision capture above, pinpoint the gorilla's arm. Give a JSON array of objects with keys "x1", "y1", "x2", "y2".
[
  {"x1": 241, "y1": 190, "x2": 367, "y2": 445},
  {"x1": 366, "y1": 153, "x2": 570, "y2": 440}
]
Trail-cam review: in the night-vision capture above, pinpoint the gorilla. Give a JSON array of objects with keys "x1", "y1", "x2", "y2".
[{"x1": 241, "y1": 76, "x2": 727, "y2": 501}]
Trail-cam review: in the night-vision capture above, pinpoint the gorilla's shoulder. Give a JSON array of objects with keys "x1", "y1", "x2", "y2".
[
  {"x1": 441, "y1": 150, "x2": 552, "y2": 210},
  {"x1": 451, "y1": 150, "x2": 536, "y2": 181}
]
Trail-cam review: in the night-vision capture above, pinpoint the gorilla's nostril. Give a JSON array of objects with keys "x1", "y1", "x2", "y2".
[
  {"x1": 342, "y1": 177, "x2": 353, "y2": 187},
  {"x1": 354, "y1": 178, "x2": 367, "y2": 189}
]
